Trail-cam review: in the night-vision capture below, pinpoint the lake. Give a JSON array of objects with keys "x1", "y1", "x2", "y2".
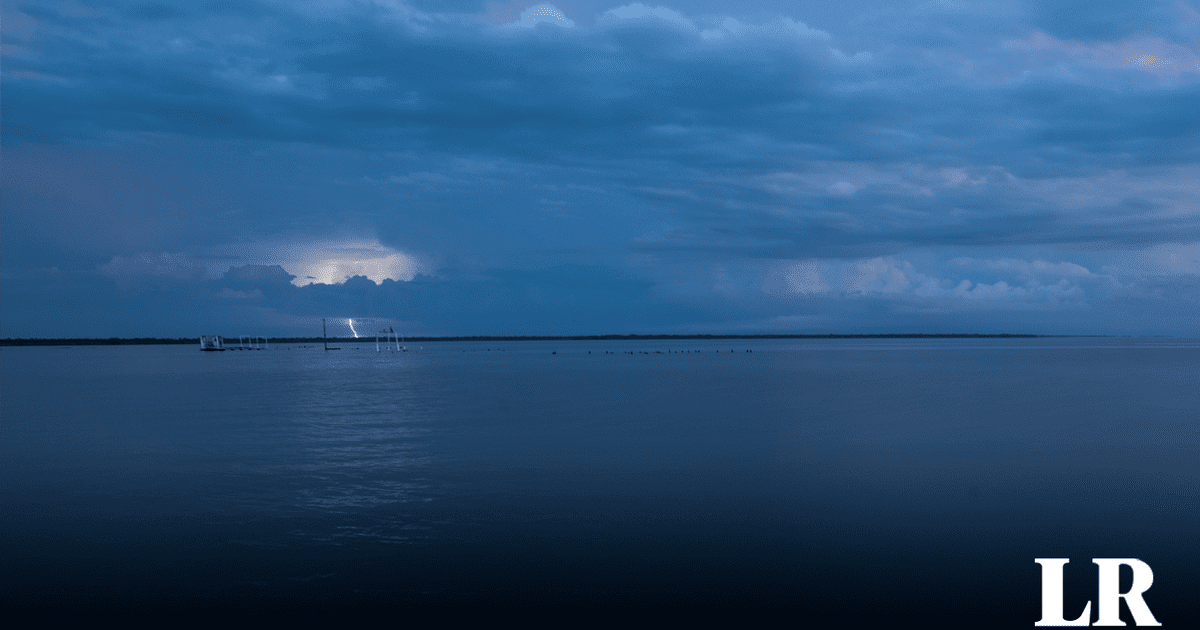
[{"x1": 2, "y1": 338, "x2": 1197, "y2": 625}]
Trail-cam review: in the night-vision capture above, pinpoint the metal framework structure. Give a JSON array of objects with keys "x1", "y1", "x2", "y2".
[
  {"x1": 238, "y1": 336, "x2": 267, "y2": 350},
  {"x1": 376, "y1": 327, "x2": 405, "y2": 352}
]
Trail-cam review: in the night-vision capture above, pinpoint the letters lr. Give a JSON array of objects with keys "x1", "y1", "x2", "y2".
[{"x1": 1035, "y1": 558, "x2": 1161, "y2": 627}]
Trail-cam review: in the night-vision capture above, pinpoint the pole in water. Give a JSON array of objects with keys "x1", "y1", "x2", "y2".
[{"x1": 323, "y1": 318, "x2": 328, "y2": 351}]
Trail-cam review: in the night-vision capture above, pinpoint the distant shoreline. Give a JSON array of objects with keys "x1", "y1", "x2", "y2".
[{"x1": 1, "y1": 333, "x2": 1078, "y2": 346}]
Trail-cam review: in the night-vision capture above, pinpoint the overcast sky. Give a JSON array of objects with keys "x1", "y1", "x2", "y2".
[{"x1": 3, "y1": 0, "x2": 1198, "y2": 337}]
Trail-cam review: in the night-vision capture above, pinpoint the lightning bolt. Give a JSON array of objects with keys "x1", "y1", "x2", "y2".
[{"x1": 348, "y1": 318, "x2": 359, "y2": 338}]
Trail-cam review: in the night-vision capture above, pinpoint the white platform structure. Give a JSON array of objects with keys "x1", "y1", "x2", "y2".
[{"x1": 199, "y1": 335, "x2": 226, "y2": 351}]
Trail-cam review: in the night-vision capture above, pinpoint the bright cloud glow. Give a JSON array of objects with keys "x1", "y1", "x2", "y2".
[
  {"x1": 603, "y1": 3, "x2": 695, "y2": 29},
  {"x1": 205, "y1": 239, "x2": 422, "y2": 286},
  {"x1": 513, "y1": 4, "x2": 575, "y2": 28},
  {"x1": 301, "y1": 250, "x2": 419, "y2": 286}
]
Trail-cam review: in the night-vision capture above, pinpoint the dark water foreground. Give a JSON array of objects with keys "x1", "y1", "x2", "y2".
[{"x1": 2, "y1": 339, "x2": 1196, "y2": 626}]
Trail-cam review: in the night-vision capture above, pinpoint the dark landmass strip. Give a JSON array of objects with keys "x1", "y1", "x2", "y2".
[{"x1": 1, "y1": 333, "x2": 1063, "y2": 346}]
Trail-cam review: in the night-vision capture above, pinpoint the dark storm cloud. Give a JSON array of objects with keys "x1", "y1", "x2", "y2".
[
  {"x1": 223, "y1": 264, "x2": 296, "y2": 284},
  {"x1": 1024, "y1": 0, "x2": 1181, "y2": 41},
  {"x1": 3, "y1": 0, "x2": 1199, "y2": 336},
  {"x1": 123, "y1": 2, "x2": 189, "y2": 20},
  {"x1": 2, "y1": 2, "x2": 835, "y2": 154},
  {"x1": 7, "y1": 1, "x2": 1196, "y2": 177}
]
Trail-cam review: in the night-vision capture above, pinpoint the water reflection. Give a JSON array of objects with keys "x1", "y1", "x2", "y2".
[{"x1": 1, "y1": 340, "x2": 1197, "y2": 621}]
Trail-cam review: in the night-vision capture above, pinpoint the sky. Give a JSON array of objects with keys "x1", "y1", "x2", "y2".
[{"x1": 2, "y1": 0, "x2": 1198, "y2": 337}]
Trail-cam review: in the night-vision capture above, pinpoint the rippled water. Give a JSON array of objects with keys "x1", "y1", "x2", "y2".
[{"x1": 2, "y1": 338, "x2": 1197, "y2": 624}]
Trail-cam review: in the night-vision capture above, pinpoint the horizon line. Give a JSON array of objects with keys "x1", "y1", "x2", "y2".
[{"x1": 0, "y1": 333, "x2": 1129, "y2": 346}]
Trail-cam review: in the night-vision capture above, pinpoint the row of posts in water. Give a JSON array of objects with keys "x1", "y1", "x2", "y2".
[{"x1": 204, "y1": 336, "x2": 755, "y2": 354}]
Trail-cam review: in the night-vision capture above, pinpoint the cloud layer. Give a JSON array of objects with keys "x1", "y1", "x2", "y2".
[{"x1": 2, "y1": 1, "x2": 1198, "y2": 336}]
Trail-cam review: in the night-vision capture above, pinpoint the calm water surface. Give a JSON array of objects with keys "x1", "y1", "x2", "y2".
[{"x1": 2, "y1": 339, "x2": 1197, "y2": 624}]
